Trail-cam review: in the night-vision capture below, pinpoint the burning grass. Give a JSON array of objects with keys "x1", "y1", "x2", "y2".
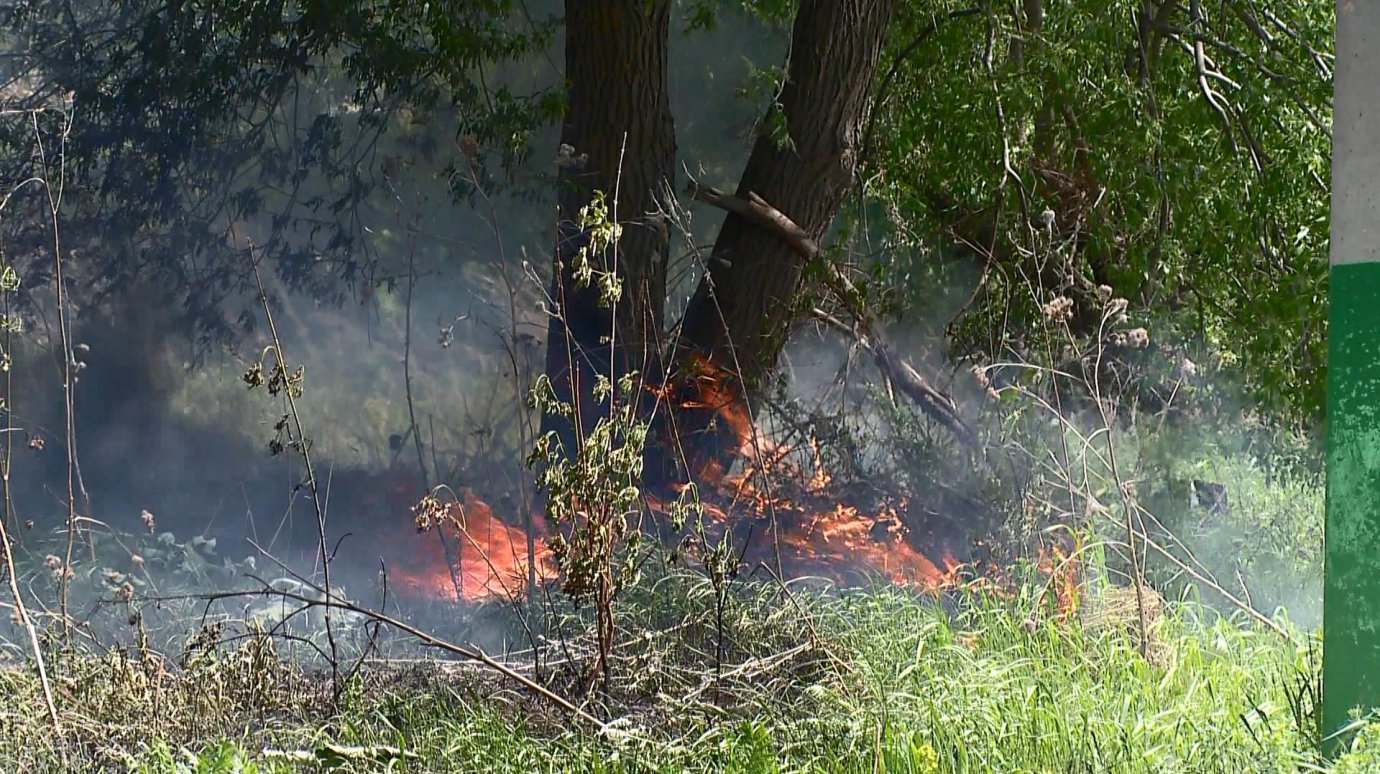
[
  {"x1": 0, "y1": 575, "x2": 1340, "y2": 773},
  {"x1": 394, "y1": 491, "x2": 556, "y2": 602},
  {"x1": 386, "y1": 482, "x2": 976, "y2": 609},
  {"x1": 382, "y1": 435, "x2": 984, "y2": 609}
]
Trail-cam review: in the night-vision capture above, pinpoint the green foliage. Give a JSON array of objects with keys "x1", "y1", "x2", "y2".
[
  {"x1": 572, "y1": 191, "x2": 627, "y2": 309},
  {"x1": 2, "y1": 0, "x2": 559, "y2": 348},
  {"x1": 528, "y1": 186, "x2": 663, "y2": 690},
  {"x1": 1332, "y1": 718, "x2": 1380, "y2": 773},
  {"x1": 528, "y1": 187, "x2": 645, "y2": 606},
  {"x1": 0, "y1": 576, "x2": 1333, "y2": 772},
  {"x1": 682, "y1": 0, "x2": 796, "y2": 32},
  {"x1": 528, "y1": 370, "x2": 648, "y2": 604},
  {"x1": 866, "y1": 1, "x2": 1332, "y2": 432},
  {"x1": 133, "y1": 740, "x2": 286, "y2": 774},
  {"x1": 1138, "y1": 434, "x2": 1324, "y2": 625}
]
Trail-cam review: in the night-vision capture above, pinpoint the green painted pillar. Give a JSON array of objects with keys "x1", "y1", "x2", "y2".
[{"x1": 1326, "y1": 0, "x2": 1380, "y2": 755}]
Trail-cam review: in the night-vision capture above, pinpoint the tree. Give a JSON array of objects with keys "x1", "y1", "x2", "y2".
[
  {"x1": 538, "y1": 1, "x2": 675, "y2": 458},
  {"x1": 1, "y1": 0, "x2": 1334, "y2": 480},
  {"x1": 542, "y1": 0, "x2": 896, "y2": 485},
  {"x1": 863, "y1": 0, "x2": 1332, "y2": 435},
  {"x1": 670, "y1": 0, "x2": 893, "y2": 476},
  {"x1": 1, "y1": 0, "x2": 559, "y2": 350},
  {"x1": 8, "y1": 0, "x2": 903, "y2": 484}
]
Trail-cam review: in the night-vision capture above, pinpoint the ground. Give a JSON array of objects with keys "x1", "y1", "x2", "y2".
[{"x1": 0, "y1": 572, "x2": 1358, "y2": 773}]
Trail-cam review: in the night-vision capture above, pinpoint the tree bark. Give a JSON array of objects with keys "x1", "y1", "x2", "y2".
[
  {"x1": 688, "y1": 182, "x2": 975, "y2": 446},
  {"x1": 663, "y1": 0, "x2": 894, "y2": 479},
  {"x1": 541, "y1": 1, "x2": 675, "y2": 453}
]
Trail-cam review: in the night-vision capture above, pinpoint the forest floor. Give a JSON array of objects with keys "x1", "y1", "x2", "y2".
[{"x1": 0, "y1": 571, "x2": 1366, "y2": 774}]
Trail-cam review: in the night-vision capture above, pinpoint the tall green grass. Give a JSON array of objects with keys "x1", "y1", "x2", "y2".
[{"x1": 3, "y1": 575, "x2": 1349, "y2": 773}]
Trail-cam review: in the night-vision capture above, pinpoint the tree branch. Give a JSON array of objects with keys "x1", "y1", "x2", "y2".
[
  {"x1": 861, "y1": 6, "x2": 981, "y2": 167},
  {"x1": 686, "y1": 182, "x2": 976, "y2": 446}
]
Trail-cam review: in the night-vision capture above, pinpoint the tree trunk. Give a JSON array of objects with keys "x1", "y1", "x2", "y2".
[
  {"x1": 541, "y1": 0, "x2": 676, "y2": 455},
  {"x1": 662, "y1": 0, "x2": 894, "y2": 480}
]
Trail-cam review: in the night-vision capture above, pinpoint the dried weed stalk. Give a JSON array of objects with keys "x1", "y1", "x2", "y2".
[{"x1": 240, "y1": 253, "x2": 341, "y2": 691}]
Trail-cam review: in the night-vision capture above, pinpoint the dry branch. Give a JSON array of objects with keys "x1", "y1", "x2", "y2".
[
  {"x1": 686, "y1": 182, "x2": 975, "y2": 445},
  {"x1": 220, "y1": 579, "x2": 607, "y2": 728}
]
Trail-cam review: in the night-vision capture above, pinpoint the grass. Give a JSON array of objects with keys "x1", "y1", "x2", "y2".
[{"x1": 0, "y1": 569, "x2": 1354, "y2": 773}]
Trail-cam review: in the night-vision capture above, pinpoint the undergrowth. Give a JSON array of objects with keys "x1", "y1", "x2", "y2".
[{"x1": 0, "y1": 571, "x2": 1353, "y2": 773}]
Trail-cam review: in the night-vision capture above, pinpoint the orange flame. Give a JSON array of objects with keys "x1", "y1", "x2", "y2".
[
  {"x1": 367, "y1": 365, "x2": 1076, "y2": 607},
  {"x1": 382, "y1": 486, "x2": 1080, "y2": 608},
  {"x1": 668, "y1": 352, "x2": 755, "y2": 483},
  {"x1": 388, "y1": 492, "x2": 557, "y2": 603},
  {"x1": 777, "y1": 503, "x2": 960, "y2": 588},
  {"x1": 1036, "y1": 540, "x2": 1082, "y2": 621}
]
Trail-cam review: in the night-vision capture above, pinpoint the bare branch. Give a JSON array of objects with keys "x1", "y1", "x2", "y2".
[{"x1": 686, "y1": 182, "x2": 975, "y2": 445}]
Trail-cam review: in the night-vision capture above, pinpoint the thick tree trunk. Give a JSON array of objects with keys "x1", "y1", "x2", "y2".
[
  {"x1": 541, "y1": 1, "x2": 675, "y2": 454},
  {"x1": 662, "y1": 0, "x2": 894, "y2": 479}
]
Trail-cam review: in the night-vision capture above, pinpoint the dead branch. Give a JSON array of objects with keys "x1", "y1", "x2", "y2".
[
  {"x1": 211, "y1": 578, "x2": 607, "y2": 728},
  {"x1": 686, "y1": 182, "x2": 975, "y2": 445},
  {"x1": 1189, "y1": 0, "x2": 1238, "y2": 156}
]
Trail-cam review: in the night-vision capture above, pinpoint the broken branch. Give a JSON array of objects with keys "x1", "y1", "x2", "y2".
[{"x1": 687, "y1": 182, "x2": 976, "y2": 445}]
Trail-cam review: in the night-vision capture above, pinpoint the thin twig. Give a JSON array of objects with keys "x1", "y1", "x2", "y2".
[
  {"x1": 220, "y1": 579, "x2": 604, "y2": 727},
  {"x1": 402, "y1": 225, "x2": 430, "y2": 489},
  {"x1": 30, "y1": 107, "x2": 80, "y2": 643}
]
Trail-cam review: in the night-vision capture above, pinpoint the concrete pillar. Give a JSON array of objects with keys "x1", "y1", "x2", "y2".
[{"x1": 1326, "y1": 0, "x2": 1380, "y2": 754}]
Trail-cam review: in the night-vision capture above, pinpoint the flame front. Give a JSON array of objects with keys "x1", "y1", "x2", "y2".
[
  {"x1": 778, "y1": 503, "x2": 960, "y2": 587},
  {"x1": 388, "y1": 494, "x2": 964, "y2": 603},
  {"x1": 387, "y1": 492, "x2": 557, "y2": 602},
  {"x1": 370, "y1": 352, "x2": 1039, "y2": 604}
]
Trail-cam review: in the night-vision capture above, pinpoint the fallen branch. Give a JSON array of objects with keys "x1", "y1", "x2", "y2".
[
  {"x1": 687, "y1": 182, "x2": 975, "y2": 445},
  {"x1": 811, "y1": 309, "x2": 976, "y2": 445},
  {"x1": 225, "y1": 579, "x2": 606, "y2": 728}
]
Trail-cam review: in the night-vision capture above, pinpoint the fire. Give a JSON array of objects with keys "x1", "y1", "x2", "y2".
[
  {"x1": 779, "y1": 503, "x2": 960, "y2": 587},
  {"x1": 386, "y1": 491, "x2": 556, "y2": 603},
  {"x1": 342, "y1": 341, "x2": 1077, "y2": 607},
  {"x1": 381, "y1": 481, "x2": 969, "y2": 604},
  {"x1": 362, "y1": 352, "x2": 1068, "y2": 607},
  {"x1": 1036, "y1": 540, "x2": 1082, "y2": 621},
  {"x1": 693, "y1": 489, "x2": 964, "y2": 592},
  {"x1": 664, "y1": 352, "x2": 755, "y2": 482}
]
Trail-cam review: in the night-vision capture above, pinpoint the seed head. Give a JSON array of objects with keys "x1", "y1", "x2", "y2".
[{"x1": 1041, "y1": 296, "x2": 1075, "y2": 322}]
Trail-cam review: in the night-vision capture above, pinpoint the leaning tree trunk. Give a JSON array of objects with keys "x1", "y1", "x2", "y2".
[
  {"x1": 541, "y1": 0, "x2": 675, "y2": 456},
  {"x1": 661, "y1": 0, "x2": 894, "y2": 481}
]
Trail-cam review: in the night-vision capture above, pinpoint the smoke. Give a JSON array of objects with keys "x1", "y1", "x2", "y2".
[
  {"x1": 0, "y1": 2, "x2": 1321, "y2": 654},
  {"x1": 767, "y1": 235, "x2": 1324, "y2": 628},
  {"x1": 0, "y1": 5, "x2": 799, "y2": 652}
]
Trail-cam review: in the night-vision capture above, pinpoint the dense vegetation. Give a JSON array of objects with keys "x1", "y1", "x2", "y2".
[
  {"x1": 0, "y1": 0, "x2": 1346, "y2": 771},
  {"x1": 0, "y1": 577, "x2": 1342, "y2": 772}
]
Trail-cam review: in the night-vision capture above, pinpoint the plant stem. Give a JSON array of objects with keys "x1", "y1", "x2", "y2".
[{"x1": 249, "y1": 258, "x2": 341, "y2": 692}]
